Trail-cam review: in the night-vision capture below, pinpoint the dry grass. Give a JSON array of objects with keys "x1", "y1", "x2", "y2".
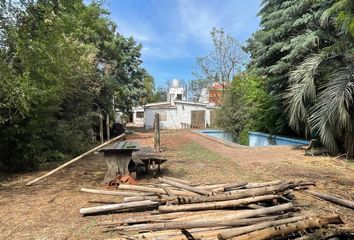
[{"x1": 0, "y1": 130, "x2": 353, "y2": 240}]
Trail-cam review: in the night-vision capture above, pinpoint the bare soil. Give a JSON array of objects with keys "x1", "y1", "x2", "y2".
[{"x1": 0, "y1": 130, "x2": 353, "y2": 240}]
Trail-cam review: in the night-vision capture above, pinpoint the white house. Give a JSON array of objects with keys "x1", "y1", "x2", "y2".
[
  {"x1": 144, "y1": 100, "x2": 218, "y2": 129},
  {"x1": 129, "y1": 79, "x2": 219, "y2": 129}
]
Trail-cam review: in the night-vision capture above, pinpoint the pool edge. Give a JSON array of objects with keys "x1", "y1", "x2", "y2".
[{"x1": 191, "y1": 130, "x2": 247, "y2": 148}]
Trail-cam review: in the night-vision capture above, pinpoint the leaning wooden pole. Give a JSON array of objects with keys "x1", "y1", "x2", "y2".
[{"x1": 26, "y1": 133, "x2": 126, "y2": 186}]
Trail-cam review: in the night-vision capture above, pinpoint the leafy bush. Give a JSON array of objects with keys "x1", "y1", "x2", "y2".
[{"x1": 216, "y1": 73, "x2": 278, "y2": 144}]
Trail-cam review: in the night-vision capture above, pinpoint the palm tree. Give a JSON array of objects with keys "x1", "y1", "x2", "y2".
[{"x1": 285, "y1": 0, "x2": 354, "y2": 157}]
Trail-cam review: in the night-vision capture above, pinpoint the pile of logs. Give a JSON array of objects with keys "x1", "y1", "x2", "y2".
[{"x1": 80, "y1": 177, "x2": 353, "y2": 240}]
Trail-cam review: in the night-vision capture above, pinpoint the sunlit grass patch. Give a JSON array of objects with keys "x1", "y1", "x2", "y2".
[{"x1": 180, "y1": 142, "x2": 230, "y2": 162}]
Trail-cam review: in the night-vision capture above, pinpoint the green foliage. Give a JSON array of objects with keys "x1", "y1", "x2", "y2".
[
  {"x1": 216, "y1": 74, "x2": 278, "y2": 144},
  {"x1": 0, "y1": 0, "x2": 148, "y2": 172},
  {"x1": 143, "y1": 72, "x2": 155, "y2": 103},
  {"x1": 246, "y1": 0, "x2": 334, "y2": 133},
  {"x1": 285, "y1": 0, "x2": 354, "y2": 156},
  {"x1": 149, "y1": 87, "x2": 168, "y2": 103}
]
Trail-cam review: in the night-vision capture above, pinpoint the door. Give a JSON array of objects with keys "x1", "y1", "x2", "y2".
[{"x1": 191, "y1": 110, "x2": 205, "y2": 128}]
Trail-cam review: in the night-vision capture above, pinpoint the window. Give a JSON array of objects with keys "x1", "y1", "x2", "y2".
[
  {"x1": 176, "y1": 94, "x2": 182, "y2": 100},
  {"x1": 136, "y1": 112, "x2": 144, "y2": 118}
]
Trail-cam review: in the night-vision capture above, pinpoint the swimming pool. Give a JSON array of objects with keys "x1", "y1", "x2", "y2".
[{"x1": 197, "y1": 129, "x2": 309, "y2": 147}]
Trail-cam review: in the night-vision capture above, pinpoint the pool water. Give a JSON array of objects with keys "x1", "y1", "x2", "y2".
[{"x1": 197, "y1": 129, "x2": 309, "y2": 147}]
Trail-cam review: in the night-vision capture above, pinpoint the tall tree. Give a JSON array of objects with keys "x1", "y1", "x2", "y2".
[
  {"x1": 0, "y1": 0, "x2": 147, "y2": 172},
  {"x1": 286, "y1": 0, "x2": 354, "y2": 156},
  {"x1": 190, "y1": 28, "x2": 246, "y2": 100},
  {"x1": 246, "y1": 0, "x2": 334, "y2": 132}
]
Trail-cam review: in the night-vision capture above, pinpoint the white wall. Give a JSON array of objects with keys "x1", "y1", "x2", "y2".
[{"x1": 145, "y1": 103, "x2": 215, "y2": 129}]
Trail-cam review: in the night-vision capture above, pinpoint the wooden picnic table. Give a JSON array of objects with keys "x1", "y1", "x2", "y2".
[{"x1": 99, "y1": 141, "x2": 139, "y2": 183}]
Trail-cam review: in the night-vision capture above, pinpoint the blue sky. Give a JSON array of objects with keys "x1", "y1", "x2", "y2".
[{"x1": 105, "y1": 0, "x2": 261, "y2": 87}]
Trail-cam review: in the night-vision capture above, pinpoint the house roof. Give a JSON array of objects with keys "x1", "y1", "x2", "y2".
[
  {"x1": 174, "y1": 100, "x2": 208, "y2": 106},
  {"x1": 145, "y1": 102, "x2": 177, "y2": 109}
]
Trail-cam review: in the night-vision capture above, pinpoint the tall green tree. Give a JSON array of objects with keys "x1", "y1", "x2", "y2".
[
  {"x1": 246, "y1": 0, "x2": 334, "y2": 132},
  {"x1": 0, "y1": 0, "x2": 147, "y2": 172},
  {"x1": 286, "y1": 0, "x2": 354, "y2": 156}
]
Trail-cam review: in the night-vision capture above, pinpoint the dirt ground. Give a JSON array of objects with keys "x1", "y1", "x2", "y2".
[{"x1": 0, "y1": 130, "x2": 353, "y2": 240}]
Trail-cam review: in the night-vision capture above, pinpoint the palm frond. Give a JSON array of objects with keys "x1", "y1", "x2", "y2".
[
  {"x1": 308, "y1": 63, "x2": 354, "y2": 153},
  {"x1": 285, "y1": 54, "x2": 324, "y2": 133}
]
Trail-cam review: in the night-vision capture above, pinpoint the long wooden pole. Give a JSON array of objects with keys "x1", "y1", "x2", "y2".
[
  {"x1": 80, "y1": 200, "x2": 160, "y2": 215},
  {"x1": 159, "y1": 177, "x2": 212, "y2": 195},
  {"x1": 81, "y1": 188, "x2": 150, "y2": 197},
  {"x1": 158, "y1": 194, "x2": 280, "y2": 213},
  {"x1": 304, "y1": 190, "x2": 354, "y2": 209},
  {"x1": 26, "y1": 133, "x2": 126, "y2": 186}
]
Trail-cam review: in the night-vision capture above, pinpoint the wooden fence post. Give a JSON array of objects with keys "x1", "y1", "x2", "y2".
[{"x1": 154, "y1": 113, "x2": 160, "y2": 153}]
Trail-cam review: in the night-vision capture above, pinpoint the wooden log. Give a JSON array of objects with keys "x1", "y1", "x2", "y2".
[
  {"x1": 171, "y1": 204, "x2": 293, "y2": 224},
  {"x1": 295, "y1": 227, "x2": 354, "y2": 240},
  {"x1": 218, "y1": 215, "x2": 308, "y2": 239},
  {"x1": 124, "y1": 196, "x2": 161, "y2": 202},
  {"x1": 213, "y1": 182, "x2": 248, "y2": 192},
  {"x1": 99, "y1": 210, "x2": 234, "y2": 226},
  {"x1": 80, "y1": 200, "x2": 160, "y2": 215},
  {"x1": 159, "y1": 177, "x2": 212, "y2": 195},
  {"x1": 118, "y1": 184, "x2": 197, "y2": 196},
  {"x1": 162, "y1": 176, "x2": 191, "y2": 185},
  {"x1": 244, "y1": 180, "x2": 283, "y2": 189},
  {"x1": 230, "y1": 215, "x2": 343, "y2": 240},
  {"x1": 109, "y1": 213, "x2": 294, "y2": 233},
  {"x1": 160, "y1": 185, "x2": 176, "y2": 197},
  {"x1": 81, "y1": 188, "x2": 150, "y2": 197},
  {"x1": 174, "y1": 183, "x2": 292, "y2": 205},
  {"x1": 26, "y1": 133, "x2": 126, "y2": 186},
  {"x1": 130, "y1": 227, "x2": 228, "y2": 240},
  {"x1": 304, "y1": 190, "x2": 354, "y2": 209},
  {"x1": 159, "y1": 194, "x2": 280, "y2": 213}
]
